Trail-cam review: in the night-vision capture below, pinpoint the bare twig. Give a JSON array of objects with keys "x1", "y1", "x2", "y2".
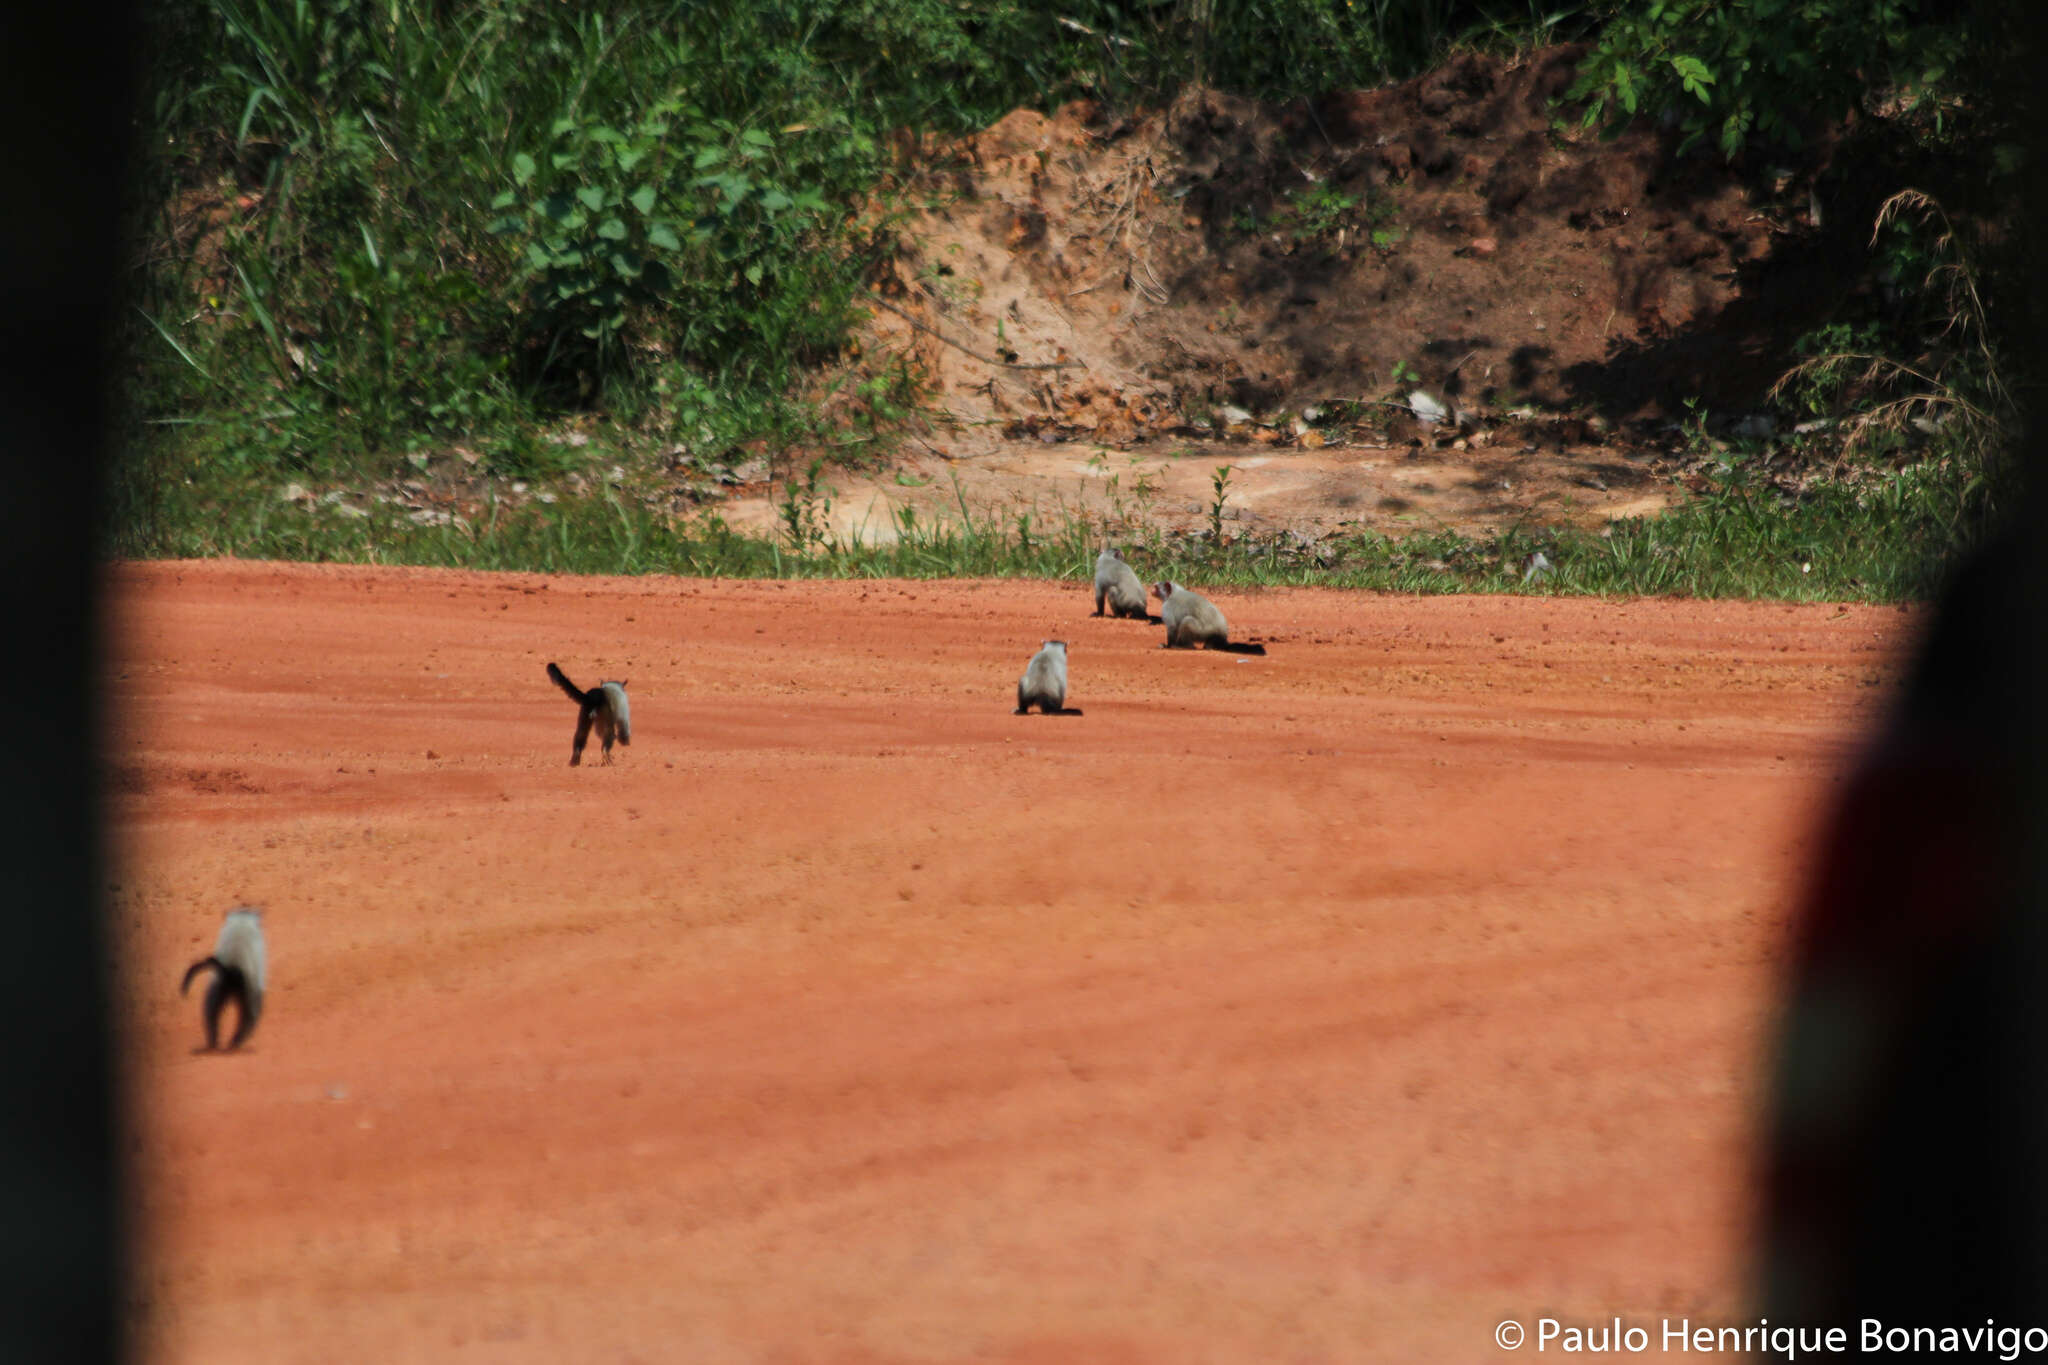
[
  {"x1": 1054, "y1": 14, "x2": 1134, "y2": 47},
  {"x1": 1320, "y1": 396, "x2": 1434, "y2": 413},
  {"x1": 866, "y1": 292, "x2": 1083, "y2": 372}
]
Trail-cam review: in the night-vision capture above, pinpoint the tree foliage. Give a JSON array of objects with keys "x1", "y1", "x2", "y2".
[{"x1": 1565, "y1": 0, "x2": 1946, "y2": 156}]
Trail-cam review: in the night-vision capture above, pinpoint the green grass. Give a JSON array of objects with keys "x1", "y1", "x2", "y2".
[{"x1": 110, "y1": 450, "x2": 1992, "y2": 602}]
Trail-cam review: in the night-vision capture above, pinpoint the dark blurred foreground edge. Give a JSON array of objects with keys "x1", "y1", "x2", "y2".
[
  {"x1": 0, "y1": 3, "x2": 137, "y2": 1361},
  {"x1": 1761, "y1": 2, "x2": 2048, "y2": 1337},
  {"x1": 1762, "y1": 527, "x2": 2047, "y2": 1337}
]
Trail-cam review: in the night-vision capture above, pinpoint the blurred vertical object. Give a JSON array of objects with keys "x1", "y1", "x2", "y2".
[
  {"x1": 0, "y1": 0, "x2": 136, "y2": 1360},
  {"x1": 1761, "y1": 531, "x2": 2041, "y2": 1325},
  {"x1": 1761, "y1": 0, "x2": 2048, "y2": 1335}
]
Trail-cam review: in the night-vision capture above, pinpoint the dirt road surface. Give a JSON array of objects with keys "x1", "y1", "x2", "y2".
[{"x1": 112, "y1": 559, "x2": 1913, "y2": 1363}]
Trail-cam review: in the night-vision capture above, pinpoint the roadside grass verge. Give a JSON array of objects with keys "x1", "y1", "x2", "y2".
[{"x1": 114, "y1": 451, "x2": 1987, "y2": 602}]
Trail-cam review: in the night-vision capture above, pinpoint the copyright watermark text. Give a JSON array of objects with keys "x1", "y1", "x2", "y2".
[{"x1": 1489, "y1": 1318, "x2": 2048, "y2": 1359}]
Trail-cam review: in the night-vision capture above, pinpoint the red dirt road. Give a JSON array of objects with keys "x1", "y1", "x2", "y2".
[{"x1": 112, "y1": 560, "x2": 1913, "y2": 1363}]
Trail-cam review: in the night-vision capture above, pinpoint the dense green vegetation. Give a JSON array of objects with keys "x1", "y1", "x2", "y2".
[{"x1": 121, "y1": 0, "x2": 2024, "y2": 599}]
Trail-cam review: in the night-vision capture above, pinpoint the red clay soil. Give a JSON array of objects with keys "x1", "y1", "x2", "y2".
[{"x1": 113, "y1": 560, "x2": 1915, "y2": 1363}]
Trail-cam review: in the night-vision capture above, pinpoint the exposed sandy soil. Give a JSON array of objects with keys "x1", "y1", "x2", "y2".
[
  {"x1": 113, "y1": 560, "x2": 1916, "y2": 1362},
  {"x1": 707, "y1": 436, "x2": 1672, "y2": 547},
  {"x1": 870, "y1": 48, "x2": 1797, "y2": 434},
  {"x1": 735, "y1": 44, "x2": 1848, "y2": 546}
]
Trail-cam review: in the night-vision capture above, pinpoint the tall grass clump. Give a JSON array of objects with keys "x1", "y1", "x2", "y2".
[{"x1": 1766, "y1": 188, "x2": 2023, "y2": 571}]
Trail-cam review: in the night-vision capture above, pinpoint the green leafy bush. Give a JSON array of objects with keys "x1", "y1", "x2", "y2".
[
  {"x1": 1565, "y1": 0, "x2": 1931, "y2": 155},
  {"x1": 488, "y1": 101, "x2": 872, "y2": 390}
]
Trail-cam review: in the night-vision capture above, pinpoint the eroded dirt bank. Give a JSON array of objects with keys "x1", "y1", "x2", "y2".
[
  {"x1": 368, "y1": 48, "x2": 1878, "y2": 548},
  {"x1": 113, "y1": 561, "x2": 1914, "y2": 1362}
]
